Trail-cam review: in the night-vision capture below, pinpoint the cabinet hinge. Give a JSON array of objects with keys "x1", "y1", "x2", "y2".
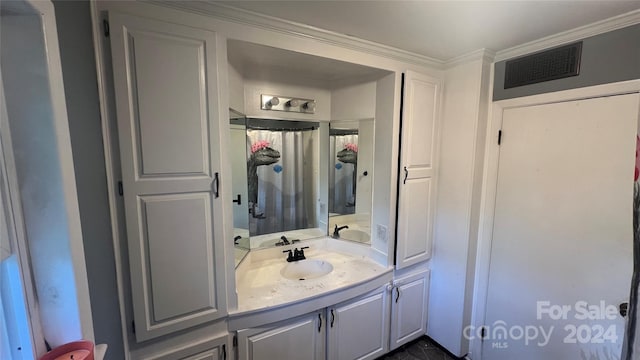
[
  {"x1": 131, "y1": 320, "x2": 136, "y2": 334},
  {"x1": 232, "y1": 335, "x2": 237, "y2": 347},
  {"x1": 118, "y1": 181, "x2": 123, "y2": 196},
  {"x1": 498, "y1": 130, "x2": 503, "y2": 145},
  {"x1": 103, "y1": 19, "x2": 110, "y2": 37}
]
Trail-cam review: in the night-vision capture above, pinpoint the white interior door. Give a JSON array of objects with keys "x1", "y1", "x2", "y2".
[{"x1": 483, "y1": 93, "x2": 640, "y2": 359}]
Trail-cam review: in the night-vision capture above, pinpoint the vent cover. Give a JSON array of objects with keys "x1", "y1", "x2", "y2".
[{"x1": 504, "y1": 41, "x2": 582, "y2": 89}]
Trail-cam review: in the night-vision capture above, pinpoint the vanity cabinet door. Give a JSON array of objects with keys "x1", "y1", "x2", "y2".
[
  {"x1": 396, "y1": 71, "x2": 442, "y2": 269},
  {"x1": 237, "y1": 312, "x2": 325, "y2": 360},
  {"x1": 181, "y1": 348, "x2": 220, "y2": 360},
  {"x1": 109, "y1": 12, "x2": 228, "y2": 341},
  {"x1": 327, "y1": 286, "x2": 390, "y2": 360},
  {"x1": 390, "y1": 270, "x2": 430, "y2": 350}
]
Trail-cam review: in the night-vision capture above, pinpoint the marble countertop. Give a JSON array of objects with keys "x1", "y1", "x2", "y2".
[{"x1": 233, "y1": 238, "x2": 391, "y2": 315}]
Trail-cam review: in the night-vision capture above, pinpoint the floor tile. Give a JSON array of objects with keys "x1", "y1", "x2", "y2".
[{"x1": 377, "y1": 336, "x2": 458, "y2": 360}]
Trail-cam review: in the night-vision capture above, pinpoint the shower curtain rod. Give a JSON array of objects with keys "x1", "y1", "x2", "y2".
[
  {"x1": 330, "y1": 129, "x2": 358, "y2": 136},
  {"x1": 246, "y1": 118, "x2": 319, "y2": 132}
]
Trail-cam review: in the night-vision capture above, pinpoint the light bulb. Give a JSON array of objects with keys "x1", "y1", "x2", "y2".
[
  {"x1": 268, "y1": 97, "x2": 280, "y2": 106},
  {"x1": 287, "y1": 99, "x2": 300, "y2": 107},
  {"x1": 304, "y1": 101, "x2": 316, "y2": 111}
]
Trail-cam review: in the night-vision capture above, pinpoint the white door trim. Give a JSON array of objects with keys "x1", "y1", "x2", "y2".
[
  {"x1": 469, "y1": 78, "x2": 640, "y2": 359},
  {"x1": 89, "y1": 1, "x2": 132, "y2": 357}
]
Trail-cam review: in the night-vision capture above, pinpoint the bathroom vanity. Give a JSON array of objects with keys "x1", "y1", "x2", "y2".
[
  {"x1": 231, "y1": 238, "x2": 429, "y2": 360},
  {"x1": 93, "y1": 1, "x2": 440, "y2": 359}
]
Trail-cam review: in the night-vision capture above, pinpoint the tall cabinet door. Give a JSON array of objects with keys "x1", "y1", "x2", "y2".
[
  {"x1": 396, "y1": 71, "x2": 442, "y2": 269},
  {"x1": 109, "y1": 12, "x2": 227, "y2": 341}
]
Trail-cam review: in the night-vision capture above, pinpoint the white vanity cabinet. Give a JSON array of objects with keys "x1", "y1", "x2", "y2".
[
  {"x1": 236, "y1": 286, "x2": 390, "y2": 360},
  {"x1": 326, "y1": 286, "x2": 390, "y2": 360},
  {"x1": 396, "y1": 71, "x2": 442, "y2": 269},
  {"x1": 108, "y1": 12, "x2": 229, "y2": 341},
  {"x1": 389, "y1": 270, "x2": 430, "y2": 350},
  {"x1": 237, "y1": 311, "x2": 325, "y2": 360}
]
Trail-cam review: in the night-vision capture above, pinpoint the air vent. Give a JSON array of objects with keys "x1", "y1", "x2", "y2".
[{"x1": 504, "y1": 41, "x2": 582, "y2": 89}]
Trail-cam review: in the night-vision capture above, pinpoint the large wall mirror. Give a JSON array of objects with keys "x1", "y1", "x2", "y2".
[
  {"x1": 230, "y1": 110, "x2": 329, "y2": 256},
  {"x1": 328, "y1": 119, "x2": 373, "y2": 244}
]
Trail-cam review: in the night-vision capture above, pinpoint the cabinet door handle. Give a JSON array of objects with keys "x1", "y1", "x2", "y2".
[
  {"x1": 318, "y1": 313, "x2": 322, "y2": 332},
  {"x1": 213, "y1": 172, "x2": 219, "y2": 198},
  {"x1": 395, "y1": 286, "x2": 401, "y2": 303},
  {"x1": 330, "y1": 309, "x2": 335, "y2": 328},
  {"x1": 222, "y1": 344, "x2": 226, "y2": 360},
  {"x1": 232, "y1": 194, "x2": 241, "y2": 205},
  {"x1": 403, "y1": 166, "x2": 408, "y2": 184}
]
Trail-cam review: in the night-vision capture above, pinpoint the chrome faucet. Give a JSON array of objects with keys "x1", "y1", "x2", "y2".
[{"x1": 333, "y1": 225, "x2": 349, "y2": 238}]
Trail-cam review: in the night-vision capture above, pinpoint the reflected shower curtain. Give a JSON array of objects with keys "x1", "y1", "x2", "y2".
[
  {"x1": 247, "y1": 129, "x2": 309, "y2": 235},
  {"x1": 623, "y1": 135, "x2": 640, "y2": 360},
  {"x1": 329, "y1": 134, "x2": 358, "y2": 214}
]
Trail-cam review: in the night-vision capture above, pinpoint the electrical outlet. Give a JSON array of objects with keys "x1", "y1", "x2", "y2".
[{"x1": 376, "y1": 224, "x2": 388, "y2": 243}]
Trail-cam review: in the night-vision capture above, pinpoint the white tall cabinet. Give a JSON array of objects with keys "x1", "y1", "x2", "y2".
[
  {"x1": 109, "y1": 12, "x2": 228, "y2": 342},
  {"x1": 396, "y1": 71, "x2": 442, "y2": 269}
]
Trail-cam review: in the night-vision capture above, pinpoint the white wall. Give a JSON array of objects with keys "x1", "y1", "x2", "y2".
[
  {"x1": 1, "y1": 11, "x2": 93, "y2": 348},
  {"x1": 427, "y1": 56, "x2": 491, "y2": 357},
  {"x1": 243, "y1": 71, "x2": 332, "y2": 121},
  {"x1": 371, "y1": 73, "x2": 402, "y2": 262},
  {"x1": 331, "y1": 81, "x2": 376, "y2": 120},
  {"x1": 228, "y1": 61, "x2": 245, "y2": 112}
]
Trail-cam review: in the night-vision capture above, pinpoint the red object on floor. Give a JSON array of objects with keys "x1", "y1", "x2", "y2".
[{"x1": 38, "y1": 340, "x2": 94, "y2": 360}]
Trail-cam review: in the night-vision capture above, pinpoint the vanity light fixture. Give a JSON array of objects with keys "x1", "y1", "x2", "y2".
[{"x1": 261, "y1": 94, "x2": 316, "y2": 114}]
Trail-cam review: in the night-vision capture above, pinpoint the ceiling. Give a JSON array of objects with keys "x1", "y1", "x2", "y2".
[
  {"x1": 219, "y1": 0, "x2": 640, "y2": 61},
  {"x1": 228, "y1": 40, "x2": 391, "y2": 86}
]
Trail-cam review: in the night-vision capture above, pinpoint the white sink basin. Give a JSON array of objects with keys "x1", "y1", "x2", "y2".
[
  {"x1": 339, "y1": 229, "x2": 370, "y2": 243},
  {"x1": 280, "y1": 259, "x2": 333, "y2": 280}
]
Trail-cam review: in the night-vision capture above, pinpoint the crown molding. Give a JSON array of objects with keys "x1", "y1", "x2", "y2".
[
  {"x1": 148, "y1": 0, "x2": 446, "y2": 69},
  {"x1": 444, "y1": 48, "x2": 496, "y2": 69},
  {"x1": 495, "y1": 9, "x2": 640, "y2": 62}
]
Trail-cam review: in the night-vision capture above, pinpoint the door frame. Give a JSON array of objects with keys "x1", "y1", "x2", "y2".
[{"x1": 469, "y1": 78, "x2": 640, "y2": 359}]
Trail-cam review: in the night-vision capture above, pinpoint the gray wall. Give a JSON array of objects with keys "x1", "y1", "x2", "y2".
[
  {"x1": 52, "y1": 1, "x2": 124, "y2": 358},
  {"x1": 494, "y1": 24, "x2": 640, "y2": 101}
]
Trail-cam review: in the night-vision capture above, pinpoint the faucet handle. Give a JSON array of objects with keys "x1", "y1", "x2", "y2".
[
  {"x1": 299, "y1": 246, "x2": 309, "y2": 260},
  {"x1": 282, "y1": 249, "x2": 294, "y2": 262}
]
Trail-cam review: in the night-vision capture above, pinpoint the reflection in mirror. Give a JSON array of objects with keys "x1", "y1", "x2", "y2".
[
  {"x1": 246, "y1": 118, "x2": 328, "y2": 248},
  {"x1": 329, "y1": 128, "x2": 358, "y2": 215},
  {"x1": 229, "y1": 109, "x2": 250, "y2": 266},
  {"x1": 328, "y1": 120, "x2": 374, "y2": 244}
]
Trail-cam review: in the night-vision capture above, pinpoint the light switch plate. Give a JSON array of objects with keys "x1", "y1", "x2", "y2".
[{"x1": 376, "y1": 224, "x2": 388, "y2": 243}]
